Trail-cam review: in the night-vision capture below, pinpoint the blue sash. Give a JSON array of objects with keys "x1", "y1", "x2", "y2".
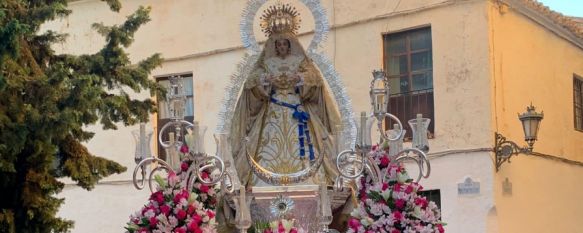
[{"x1": 269, "y1": 88, "x2": 315, "y2": 161}]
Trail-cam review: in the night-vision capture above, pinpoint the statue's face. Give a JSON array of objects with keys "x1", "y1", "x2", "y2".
[{"x1": 275, "y1": 39, "x2": 290, "y2": 57}]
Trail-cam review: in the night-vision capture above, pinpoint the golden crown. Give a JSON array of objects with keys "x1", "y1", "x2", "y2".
[{"x1": 260, "y1": 3, "x2": 301, "y2": 36}]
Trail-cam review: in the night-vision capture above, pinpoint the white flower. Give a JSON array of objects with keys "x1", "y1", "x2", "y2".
[
  {"x1": 281, "y1": 219, "x2": 295, "y2": 231},
  {"x1": 168, "y1": 215, "x2": 178, "y2": 228},
  {"x1": 380, "y1": 189, "x2": 391, "y2": 201},
  {"x1": 397, "y1": 171, "x2": 409, "y2": 183},
  {"x1": 144, "y1": 209, "x2": 155, "y2": 218}
]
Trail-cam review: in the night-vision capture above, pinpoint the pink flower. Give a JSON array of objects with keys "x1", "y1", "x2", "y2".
[
  {"x1": 206, "y1": 210, "x2": 215, "y2": 219},
  {"x1": 187, "y1": 204, "x2": 196, "y2": 215},
  {"x1": 382, "y1": 182, "x2": 389, "y2": 191},
  {"x1": 278, "y1": 221, "x2": 285, "y2": 233},
  {"x1": 392, "y1": 211, "x2": 403, "y2": 221},
  {"x1": 394, "y1": 183, "x2": 401, "y2": 192},
  {"x1": 138, "y1": 228, "x2": 148, "y2": 233},
  {"x1": 380, "y1": 156, "x2": 390, "y2": 168},
  {"x1": 192, "y1": 214, "x2": 202, "y2": 225},
  {"x1": 395, "y1": 199, "x2": 405, "y2": 209},
  {"x1": 199, "y1": 184, "x2": 210, "y2": 193},
  {"x1": 405, "y1": 185, "x2": 414, "y2": 194},
  {"x1": 149, "y1": 217, "x2": 158, "y2": 228},
  {"x1": 187, "y1": 220, "x2": 201, "y2": 232},
  {"x1": 437, "y1": 224, "x2": 445, "y2": 233},
  {"x1": 180, "y1": 144, "x2": 189, "y2": 153},
  {"x1": 149, "y1": 191, "x2": 164, "y2": 204},
  {"x1": 348, "y1": 218, "x2": 361, "y2": 230},
  {"x1": 200, "y1": 172, "x2": 209, "y2": 180},
  {"x1": 181, "y1": 162, "x2": 189, "y2": 171},
  {"x1": 371, "y1": 145, "x2": 378, "y2": 151},
  {"x1": 177, "y1": 209, "x2": 187, "y2": 220},
  {"x1": 289, "y1": 228, "x2": 298, "y2": 233},
  {"x1": 414, "y1": 197, "x2": 428, "y2": 208},
  {"x1": 391, "y1": 230, "x2": 401, "y2": 233},
  {"x1": 175, "y1": 226, "x2": 187, "y2": 233},
  {"x1": 160, "y1": 205, "x2": 171, "y2": 216}
]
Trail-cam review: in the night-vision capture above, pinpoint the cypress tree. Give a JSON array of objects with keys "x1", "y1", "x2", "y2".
[{"x1": 0, "y1": 1, "x2": 162, "y2": 232}]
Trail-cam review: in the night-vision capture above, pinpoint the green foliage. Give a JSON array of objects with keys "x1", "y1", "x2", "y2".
[{"x1": 0, "y1": 0, "x2": 163, "y2": 232}]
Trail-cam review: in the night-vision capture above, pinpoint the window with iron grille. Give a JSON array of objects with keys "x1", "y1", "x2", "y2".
[
  {"x1": 383, "y1": 27, "x2": 434, "y2": 139},
  {"x1": 156, "y1": 73, "x2": 194, "y2": 160},
  {"x1": 574, "y1": 75, "x2": 583, "y2": 131}
]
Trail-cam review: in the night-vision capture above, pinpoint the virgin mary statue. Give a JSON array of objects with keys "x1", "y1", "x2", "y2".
[{"x1": 230, "y1": 4, "x2": 341, "y2": 187}]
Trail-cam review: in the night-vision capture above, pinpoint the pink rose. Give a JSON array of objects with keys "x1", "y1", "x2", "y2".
[
  {"x1": 278, "y1": 221, "x2": 285, "y2": 233},
  {"x1": 289, "y1": 228, "x2": 298, "y2": 233},
  {"x1": 177, "y1": 209, "x2": 187, "y2": 220}
]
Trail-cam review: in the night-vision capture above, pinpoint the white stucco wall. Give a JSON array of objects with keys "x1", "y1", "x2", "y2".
[{"x1": 47, "y1": 0, "x2": 495, "y2": 232}]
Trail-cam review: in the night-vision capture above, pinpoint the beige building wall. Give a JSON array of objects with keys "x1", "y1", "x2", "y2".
[
  {"x1": 45, "y1": 0, "x2": 498, "y2": 232},
  {"x1": 488, "y1": 1, "x2": 583, "y2": 233}
]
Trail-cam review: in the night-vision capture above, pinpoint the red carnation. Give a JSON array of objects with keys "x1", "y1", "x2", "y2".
[
  {"x1": 405, "y1": 185, "x2": 414, "y2": 194},
  {"x1": 160, "y1": 205, "x2": 171, "y2": 216},
  {"x1": 206, "y1": 210, "x2": 215, "y2": 219},
  {"x1": 177, "y1": 209, "x2": 187, "y2": 220},
  {"x1": 380, "y1": 156, "x2": 390, "y2": 168},
  {"x1": 437, "y1": 224, "x2": 445, "y2": 233},
  {"x1": 181, "y1": 162, "x2": 189, "y2": 171},
  {"x1": 150, "y1": 191, "x2": 164, "y2": 204},
  {"x1": 175, "y1": 227, "x2": 187, "y2": 233},
  {"x1": 192, "y1": 214, "x2": 202, "y2": 225},
  {"x1": 348, "y1": 218, "x2": 361, "y2": 230},
  {"x1": 199, "y1": 184, "x2": 210, "y2": 193},
  {"x1": 395, "y1": 199, "x2": 405, "y2": 209},
  {"x1": 382, "y1": 182, "x2": 389, "y2": 191},
  {"x1": 149, "y1": 217, "x2": 158, "y2": 228},
  {"x1": 180, "y1": 144, "x2": 189, "y2": 154}
]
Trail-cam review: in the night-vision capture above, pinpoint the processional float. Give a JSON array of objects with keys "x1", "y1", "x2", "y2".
[{"x1": 131, "y1": 1, "x2": 431, "y2": 232}]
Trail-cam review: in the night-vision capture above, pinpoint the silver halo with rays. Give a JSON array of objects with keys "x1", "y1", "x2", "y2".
[
  {"x1": 216, "y1": 0, "x2": 357, "y2": 150},
  {"x1": 269, "y1": 194, "x2": 295, "y2": 218}
]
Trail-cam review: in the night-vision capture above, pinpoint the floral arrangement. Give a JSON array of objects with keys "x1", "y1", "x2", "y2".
[
  {"x1": 126, "y1": 164, "x2": 218, "y2": 233},
  {"x1": 177, "y1": 158, "x2": 219, "y2": 211},
  {"x1": 257, "y1": 219, "x2": 305, "y2": 233},
  {"x1": 347, "y1": 144, "x2": 445, "y2": 233}
]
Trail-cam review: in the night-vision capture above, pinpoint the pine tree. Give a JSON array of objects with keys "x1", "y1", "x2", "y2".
[{"x1": 0, "y1": 1, "x2": 162, "y2": 232}]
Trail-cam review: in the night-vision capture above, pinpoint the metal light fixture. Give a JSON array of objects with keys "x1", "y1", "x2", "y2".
[{"x1": 494, "y1": 104, "x2": 544, "y2": 172}]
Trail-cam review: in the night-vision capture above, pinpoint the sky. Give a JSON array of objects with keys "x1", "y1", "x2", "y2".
[{"x1": 537, "y1": 0, "x2": 583, "y2": 17}]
